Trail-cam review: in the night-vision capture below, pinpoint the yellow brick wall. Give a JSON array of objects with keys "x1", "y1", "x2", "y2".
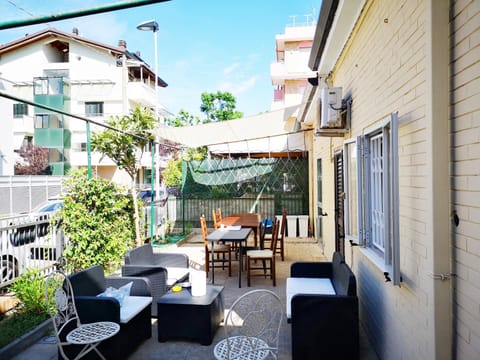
[
  {"x1": 308, "y1": 0, "x2": 480, "y2": 358},
  {"x1": 451, "y1": 0, "x2": 480, "y2": 358},
  {"x1": 310, "y1": 0, "x2": 434, "y2": 358}
]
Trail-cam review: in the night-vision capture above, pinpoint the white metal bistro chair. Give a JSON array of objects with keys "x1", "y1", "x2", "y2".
[
  {"x1": 45, "y1": 270, "x2": 120, "y2": 360},
  {"x1": 213, "y1": 289, "x2": 284, "y2": 360}
]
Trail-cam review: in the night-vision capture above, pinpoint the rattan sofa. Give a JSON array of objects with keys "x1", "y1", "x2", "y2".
[
  {"x1": 67, "y1": 265, "x2": 152, "y2": 359},
  {"x1": 121, "y1": 244, "x2": 189, "y2": 316},
  {"x1": 287, "y1": 252, "x2": 359, "y2": 360}
]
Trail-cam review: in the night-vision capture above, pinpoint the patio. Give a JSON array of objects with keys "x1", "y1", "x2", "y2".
[{"x1": 11, "y1": 233, "x2": 378, "y2": 360}]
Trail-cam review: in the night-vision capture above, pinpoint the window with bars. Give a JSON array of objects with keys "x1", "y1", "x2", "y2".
[
  {"x1": 344, "y1": 113, "x2": 400, "y2": 285},
  {"x1": 369, "y1": 133, "x2": 385, "y2": 253}
]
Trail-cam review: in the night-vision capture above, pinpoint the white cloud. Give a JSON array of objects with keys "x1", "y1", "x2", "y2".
[
  {"x1": 223, "y1": 63, "x2": 240, "y2": 76},
  {"x1": 219, "y1": 75, "x2": 260, "y2": 95}
]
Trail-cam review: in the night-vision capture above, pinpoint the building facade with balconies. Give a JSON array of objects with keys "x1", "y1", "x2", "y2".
[
  {"x1": 0, "y1": 27, "x2": 168, "y2": 184},
  {"x1": 270, "y1": 15, "x2": 317, "y2": 111}
]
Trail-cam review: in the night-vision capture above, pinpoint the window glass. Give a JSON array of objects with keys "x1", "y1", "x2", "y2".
[
  {"x1": 316, "y1": 158, "x2": 323, "y2": 238},
  {"x1": 369, "y1": 133, "x2": 385, "y2": 254},
  {"x1": 344, "y1": 113, "x2": 400, "y2": 284},
  {"x1": 346, "y1": 142, "x2": 358, "y2": 238},
  {"x1": 13, "y1": 103, "x2": 28, "y2": 118},
  {"x1": 35, "y1": 115, "x2": 49, "y2": 128},
  {"x1": 85, "y1": 102, "x2": 104, "y2": 117}
]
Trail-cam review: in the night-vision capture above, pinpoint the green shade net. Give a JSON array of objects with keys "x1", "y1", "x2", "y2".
[
  {"x1": 187, "y1": 158, "x2": 275, "y2": 186},
  {"x1": 181, "y1": 157, "x2": 308, "y2": 215}
]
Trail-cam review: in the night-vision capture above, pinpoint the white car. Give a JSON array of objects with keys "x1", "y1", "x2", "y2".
[{"x1": 0, "y1": 198, "x2": 64, "y2": 286}]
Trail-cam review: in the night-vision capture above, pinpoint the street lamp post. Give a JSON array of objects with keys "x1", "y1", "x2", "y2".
[{"x1": 137, "y1": 19, "x2": 160, "y2": 241}]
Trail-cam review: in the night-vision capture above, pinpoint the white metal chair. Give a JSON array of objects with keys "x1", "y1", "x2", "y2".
[
  {"x1": 45, "y1": 270, "x2": 120, "y2": 360},
  {"x1": 213, "y1": 289, "x2": 284, "y2": 360}
]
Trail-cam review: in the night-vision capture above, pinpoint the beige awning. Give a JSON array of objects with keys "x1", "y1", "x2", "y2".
[{"x1": 155, "y1": 105, "x2": 300, "y2": 149}]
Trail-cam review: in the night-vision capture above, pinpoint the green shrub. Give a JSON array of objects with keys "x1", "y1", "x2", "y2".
[
  {"x1": 60, "y1": 169, "x2": 137, "y2": 274},
  {"x1": 10, "y1": 269, "x2": 48, "y2": 314}
]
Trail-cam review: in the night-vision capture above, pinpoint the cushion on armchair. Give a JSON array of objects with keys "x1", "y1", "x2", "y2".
[
  {"x1": 286, "y1": 277, "x2": 335, "y2": 319},
  {"x1": 66, "y1": 265, "x2": 153, "y2": 359},
  {"x1": 120, "y1": 296, "x2": 152, "y2": 323},
  {"x1": 97, "y1": 282, "x2": 133, "y2": 305},
  {"x1": 122, "y1": 244, "x2": 190, "y2": 317}
]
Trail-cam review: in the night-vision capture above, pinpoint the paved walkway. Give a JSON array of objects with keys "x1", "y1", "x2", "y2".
[{"x1": 11, "y1": 234, "x2": 379, "y2": 359}]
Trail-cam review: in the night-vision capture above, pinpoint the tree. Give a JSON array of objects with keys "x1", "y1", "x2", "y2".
[
  {"x1": 161, "y1": 91, "x2": 243, "y2": 188},
  {"x1": 163, "y1": 158, "x2": 182, "y2": 187},
  {"x1": 14, "y1": 144, "x2": 50, "y2": 175},
  {"x1": 200, "y1": 91, "x2": 243, "y2": 122},
  {"x1": 165, "y1": 109, "x2": 201, "y2": 127},
  {"x1": 91, "y1": 107, "x2": 155, "y2": 246},
  {"x1": 60, "y1": 169, "x2": 136, "y2": 273},
  {"x1": 183, "y1": 147, "x2": 207, "y2": 161}
]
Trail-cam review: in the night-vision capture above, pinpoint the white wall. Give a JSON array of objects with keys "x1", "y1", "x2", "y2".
[{"x1": 0, "y1": 79, "x2": 14, "y2": 175}]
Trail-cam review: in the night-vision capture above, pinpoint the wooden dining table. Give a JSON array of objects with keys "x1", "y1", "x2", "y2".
[
  {"x1": 206, "y1": 227, "x2": 252, "y2": 288},
  {"x1": 220, "y1": 213, "x2": 261, "y2": 246}
]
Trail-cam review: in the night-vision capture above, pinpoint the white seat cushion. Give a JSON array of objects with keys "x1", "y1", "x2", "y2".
[
  {"x1": 247, "y1": 249, "x2": 273, "y2": 258},
  {"x1": 166, "y1": 267, "x2": 190, "y2": 286},
  {"x1": 120, "y1": 296, "x2": 152, "y2": 323},
  {"x1": 286, "y1": 277, "x2": 336, "y2": 319}
]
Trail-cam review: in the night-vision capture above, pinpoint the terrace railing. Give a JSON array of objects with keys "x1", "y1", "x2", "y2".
[{"x1": 0, "y1": 213, "x2": 64, "y2": 289}]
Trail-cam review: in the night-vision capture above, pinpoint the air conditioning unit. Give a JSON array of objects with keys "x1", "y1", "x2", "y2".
[{"x1": 320, "y1": 87, "x2": 343, "y2": 128}]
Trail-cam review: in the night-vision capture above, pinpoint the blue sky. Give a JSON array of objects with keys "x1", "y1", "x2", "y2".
[{"x1": 0, "y1": 0, "x2": 318, "y2": 118}]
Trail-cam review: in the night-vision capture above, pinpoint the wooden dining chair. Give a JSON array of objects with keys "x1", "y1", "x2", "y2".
[
  {"x1": 262, "y1": 208, "x2": 286, "y2": 261},
  {"x1": 213, "y1": 208, "x2": 240, "y2": 258},
  {"x1": 246, "y1": 217, "x2": 279, "y2": 286},
  {"x1": 200, "y1": 214, "x2": 232, "y2": 277},
  {"x1": 212, "y1": 208, "x2": 223, "y2": 229},
  {"x1": 276, "y1": 208, "x2": 287, "y2": 261}
]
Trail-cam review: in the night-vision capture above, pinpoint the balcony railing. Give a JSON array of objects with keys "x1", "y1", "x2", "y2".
[
  {"x1": 274, "y1": 89, "x2": 285, "y2": 101},
  {"x1": 128, "y1": 81, "x2": 157, "y2": 107}
]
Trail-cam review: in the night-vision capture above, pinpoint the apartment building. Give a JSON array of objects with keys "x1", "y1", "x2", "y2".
[
  {"x1": 298, "y1": 0, "x2": 479, "y2": 359},
  {"x1": 270, "y1": 15, "x2": 317, "y2": 111},
  {"x1": 0, "y1": 27, "x2": 168, "y2": 185}
]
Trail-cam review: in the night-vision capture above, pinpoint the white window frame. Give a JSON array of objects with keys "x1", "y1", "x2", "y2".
[
  {"x1": 344, "y1": 138, "x2": 361, "y2": 244},
  {"x1": 344, "y1": 112, "x2": 400, "y2": 285}
]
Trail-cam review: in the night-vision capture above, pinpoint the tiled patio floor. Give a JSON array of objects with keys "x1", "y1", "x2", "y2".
[{"x1": 11, "y1": 234, "x2": 379, "y2": 359}]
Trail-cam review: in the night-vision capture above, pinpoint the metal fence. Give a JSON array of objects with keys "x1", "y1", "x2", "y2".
[
  {"x1": 0, "y1": 175, "x2": 67, "y2": 216},
  {"x1": 0, "y1": 212, "x2": 64, "y2": 290},
  {"x1": 167, "y1": 193, "x2": 306, "y2": 230}
]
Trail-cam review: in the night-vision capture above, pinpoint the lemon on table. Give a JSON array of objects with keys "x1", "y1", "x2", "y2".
[{"x1": 171, "y1": 285, "x2": 182, "y2": 292}]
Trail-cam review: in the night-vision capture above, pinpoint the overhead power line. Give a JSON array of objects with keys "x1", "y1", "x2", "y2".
[{"x1": 0, "y1": 0, "x2": 170, "y2": 30}]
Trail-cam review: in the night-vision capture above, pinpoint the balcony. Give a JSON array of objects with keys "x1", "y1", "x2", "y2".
[
  {"x1": 271, "y1": 62, "x2": 317, "y2": 85},
  {"x1": 34, "y1": 128, "x2": 71, "y2": 148},
  {"x1": 128, "y1": 81, "x2": 157, "y2": 107},
  {"x1": 271, "y1": 62, "x2": 287, "y2": 85},
  {"x1": 49, "y1": 161, "x2": 70, "y2": 175},
  {"x1": 69, "y1": 151, "x2": 116, "y2": 167},
  {"x1": 12, "y1": 115, "x2": 34, "y2": 134},
  {"x1": 274, "y1": 88, "x2": 285, "y2": 102}
]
